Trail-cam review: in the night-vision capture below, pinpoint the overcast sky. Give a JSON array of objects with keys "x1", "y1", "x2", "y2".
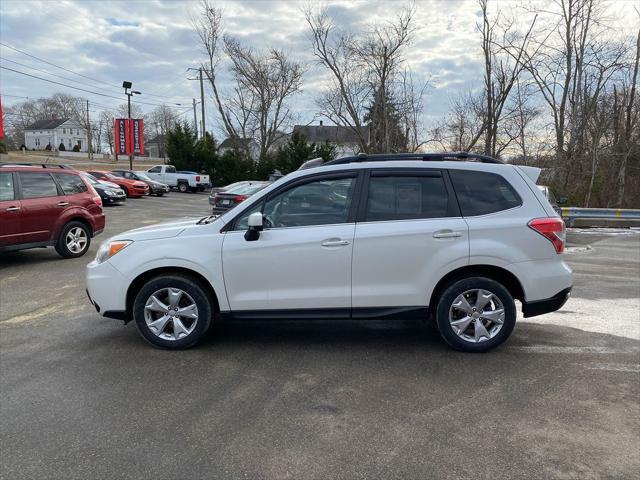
[{"x1": 1, "y1": 0, "x2": 637, "y2": 137}]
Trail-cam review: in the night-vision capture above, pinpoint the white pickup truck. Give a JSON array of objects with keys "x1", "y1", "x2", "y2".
[{"x1": 145, "y1": 165, "x2": 211, "y2": 193}]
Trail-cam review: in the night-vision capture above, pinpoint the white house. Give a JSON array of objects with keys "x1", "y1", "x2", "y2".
[{"x1": 24, "y1": 118, "x2": 88, "y2": 152}]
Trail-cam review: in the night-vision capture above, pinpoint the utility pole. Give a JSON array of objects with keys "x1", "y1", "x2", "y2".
[
  {"x1": 86, "y1": 100, "x2": 92, "y2": 160},
  {"x1": 199, "y1": 68, "x2": 206, "y2": 139},
  {"x1": 192, "y1": 98, "x2": 198, "y2": 139}
]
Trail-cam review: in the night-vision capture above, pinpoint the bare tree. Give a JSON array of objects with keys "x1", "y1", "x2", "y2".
[
  {"x1": 193, "y1": 0, "x2": 304, "y2": 158},
  {"x1": 306, "y1": 4, "x2": 425, "y2": 153}
]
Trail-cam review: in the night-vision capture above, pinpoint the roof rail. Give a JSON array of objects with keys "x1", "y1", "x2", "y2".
[
  {"x1": 0, "y1": 162, "x2": 74, "y2": 169},
  {"x1": 323, "y1": 152, "x2": 504, "y2": 166}
]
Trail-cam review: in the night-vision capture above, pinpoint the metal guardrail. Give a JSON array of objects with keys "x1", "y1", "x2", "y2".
[{"x1": 560, "y1": 207, "x2": 640, "y2": 227}]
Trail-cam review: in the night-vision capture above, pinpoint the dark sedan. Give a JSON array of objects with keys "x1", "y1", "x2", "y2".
[
  {"x1": 210, "y1": 182, "x2": 270, "y2": 214},
  {"x1": 81, "y1": 173, "x2": 126, "y2": 205},
  {"x1": 111, "y1": 170, "x2": 170, "y2": 196}
]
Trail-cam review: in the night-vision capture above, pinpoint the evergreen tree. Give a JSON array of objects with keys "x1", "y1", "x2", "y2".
[{"x1": 364, "y1": 87, "x2": 407, "y2": 153}]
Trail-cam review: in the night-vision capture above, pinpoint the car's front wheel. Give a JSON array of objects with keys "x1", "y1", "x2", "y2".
[
  {"x1": 435, "y1": 277, "x2": 516, "y2": 352},
  {"x1": 133, "y1": 275, "x2": 212, "y2": 349}
]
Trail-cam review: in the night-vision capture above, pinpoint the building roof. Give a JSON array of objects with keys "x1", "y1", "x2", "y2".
[
  {"x1": 147, "y1": 134, "x2": 166, "y2": 145},
  {"x1": 219, "y1": 137, "x2": 256, "y2": 149},
  {"x1": 25, "y1": 118, "x2": 71, "y2": 130},
  {"x1": 293, "y1": 124, "x2": 367, "y2": 145}
]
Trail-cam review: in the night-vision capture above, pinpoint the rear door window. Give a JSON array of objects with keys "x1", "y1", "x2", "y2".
[
  {"x1": 0, "y1": 172, "x2": 15, "y2": 201},
  {"x1": 365, "y1": 174, "x2": 450, "y2": 221},
  {"x1": 18, "y1": 172, "x2": 59, "y2": 199},
  {"x1": 53, "y1": 173, "x2": 88, "y2": 195},
  {"x1": 449, "y1": 170, "x2": 522, "y2": 216}
]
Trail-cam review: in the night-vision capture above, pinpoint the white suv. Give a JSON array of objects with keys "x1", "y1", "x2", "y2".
[{"x1": 86, "y1": 153, "x2": 572, "y2": 352}]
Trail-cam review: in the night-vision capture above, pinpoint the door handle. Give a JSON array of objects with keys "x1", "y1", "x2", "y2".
[
  {"x1": 6, "y1": 206, "x2": 20, "y2": 212},
  {"x1": 321, "y1": 238, "x2": 350, "y2": 247},
  {"x1": 433, "y1": 230, "x2": 462, "y2": 239},
  {"x1": 57, "y1": 201, "x2": 69, "y2": 207}
]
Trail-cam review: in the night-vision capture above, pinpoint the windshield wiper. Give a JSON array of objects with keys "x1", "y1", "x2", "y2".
[{"x1": 196, "y1": 215, "x2": 218, "y2": 225}]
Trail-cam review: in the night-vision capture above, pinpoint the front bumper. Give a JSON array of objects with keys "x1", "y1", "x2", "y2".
[
  {"x1": 522, "y1": 287, "x2": 572, "y2": 318},
  {"x1": 86, "y1": 260, "x2": 128, "y2": 320}
]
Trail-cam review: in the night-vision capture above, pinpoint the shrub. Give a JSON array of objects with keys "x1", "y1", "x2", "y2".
[{"x1": 59, "y1": 142, "x2": 66, "y2": 151}]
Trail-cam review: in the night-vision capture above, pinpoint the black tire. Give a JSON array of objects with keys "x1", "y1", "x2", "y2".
[
  {"x1": 435, "y1": 276, "x2": 516, "y2": 353},
  {"x1": 133, "y1": 275, "x2": 213, "y2": 349},
  {"x1": 156, "y1": 192, "x2": 164, "y2": 197},
  {"x1": 55, "y1": 221, "x2": 91, "y2": 258},
  {"x1": 122, "y1": 186, "x2": 130, "y2": 197},
  {"x1": 178, "y1": 182, "x2": 188, "y2": 193}
]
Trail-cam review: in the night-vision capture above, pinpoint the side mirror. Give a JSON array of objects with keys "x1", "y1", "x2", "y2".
[
  {"x1": 244, "y1": 212, "x2": 263, "y2": 241},
  {"x1": 558, "y1": 196, "x2": 568, "y2": 205}
]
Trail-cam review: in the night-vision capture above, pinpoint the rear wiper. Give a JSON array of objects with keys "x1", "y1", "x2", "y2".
[{"x1": 196, "y1": 215, "x2": 218, "y2": 225}]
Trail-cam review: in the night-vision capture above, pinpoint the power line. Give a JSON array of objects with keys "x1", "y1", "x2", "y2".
[
  {"x1": 1, "y1": 42, "x2": 192, "y2": 102},
  {"x1": 0, "y1": 65, "x2": 178, "y2": 108}
]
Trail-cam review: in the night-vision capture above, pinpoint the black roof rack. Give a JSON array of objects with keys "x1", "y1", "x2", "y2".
[
  {"x1": 0, "y1": 162, "x2": 74, "y2": 169},
  {"x1": 323, "y1": 152, "x2": 504, "y2": 166}
]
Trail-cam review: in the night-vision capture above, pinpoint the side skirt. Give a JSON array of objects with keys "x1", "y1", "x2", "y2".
[{"x1": 218, "y1": 306, "x2": 428, "y2": 322}]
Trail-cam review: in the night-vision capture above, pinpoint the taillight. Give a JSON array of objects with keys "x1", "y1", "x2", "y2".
[
  {"x1": 196, "y1": 175, "x2": 201, "y2": 182},
  {"x1": 233, "y1": 195, "x2": 248, "y2": 203},
  {"x1": 87, "y1": 183, "x2": 102, "y2": 207},
  {"x1": 528, "y1": 217, "x2": 565, "y2": 253}
]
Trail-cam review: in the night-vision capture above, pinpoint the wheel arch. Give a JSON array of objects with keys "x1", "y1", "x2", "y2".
[
  {"x1": 125, "y1": 267, "x2": 221, "y2": 323},
  {"x1": 428, "y1": 264, "x2": 525, "y2": 315},
  {"x1": 55, "y1": 215, "x2": 93, "y2": 242}
]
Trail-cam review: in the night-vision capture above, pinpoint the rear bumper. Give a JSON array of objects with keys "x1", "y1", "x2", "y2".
[{"x1": 522, "y1": 287, "x2": 572, "y2": 318}]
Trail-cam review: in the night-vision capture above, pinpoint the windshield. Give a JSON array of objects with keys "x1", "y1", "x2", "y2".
[
  {"x1": 227, "y1": 183, "x2": 269, "y2": 195},
  {"x1": 104, "y1": 173, "x2": 121, "y2": 180},
  {"x1": 82, "y1": 173, "x2": 99, "y2": 185}
]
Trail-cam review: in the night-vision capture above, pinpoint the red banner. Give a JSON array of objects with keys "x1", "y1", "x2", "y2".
[
  {"x1": 114, "y1": 118, "x2": 143, "y2": 155},
  {"x1": 131, "y1": 119, "x2": 144, "y2": 155},
  {"x1": 114, "y1": 118, "x2": 129, "y2": 155}
]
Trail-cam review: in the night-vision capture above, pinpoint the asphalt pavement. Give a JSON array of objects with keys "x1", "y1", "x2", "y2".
[{"x1": 1, "y1": 192, "x2": 639, "y2": 479}]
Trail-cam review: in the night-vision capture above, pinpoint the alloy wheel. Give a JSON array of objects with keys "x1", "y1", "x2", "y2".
[
  {"x1": 143, "y1": 287, "x2": 199, "y2": 341},
  {"x1": 448, "y1": 289, "x2": 505, "y2": 343},
  {"x1": 66, "y1": 227, "x2": 88, "y2": 254}
]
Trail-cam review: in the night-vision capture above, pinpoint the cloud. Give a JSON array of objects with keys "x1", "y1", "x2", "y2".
[
  {"x1": 105, "y1": 17, "x2": 141, "y2": 27},
  {"x1": 1, "y1": 0, "x2": 637, "y2": 136}
]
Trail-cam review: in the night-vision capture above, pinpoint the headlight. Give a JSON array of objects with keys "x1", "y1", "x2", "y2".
[
  {"x1": 104, "y1": 190, "x2": 115, "y2": 196},
  {"x1": 95, "y1": 240, "x2": 133, "y2": 264}
]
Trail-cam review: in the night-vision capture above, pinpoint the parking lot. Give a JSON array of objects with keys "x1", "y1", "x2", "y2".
[{"x1": 1, "y1": 192, "x2": 639, "y2": 479}]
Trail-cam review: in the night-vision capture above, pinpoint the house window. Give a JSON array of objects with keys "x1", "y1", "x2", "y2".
[{"x1": 63, "y1": 128, "x2": 66, "y2": 134}]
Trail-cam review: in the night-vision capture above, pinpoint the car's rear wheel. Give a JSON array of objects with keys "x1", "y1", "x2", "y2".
[
  {"x1": 435, "y1": 277, "x2": 516, "y2": 352},
  {"x1": 55, "y1": 221, "x2": 91, "y2": 258},
  {"x1": 178, "y1": 182, "x2": 188, "y2": 193},
  {"x1": 133, "y1": 275, "x2": 212, "y2": 349}
]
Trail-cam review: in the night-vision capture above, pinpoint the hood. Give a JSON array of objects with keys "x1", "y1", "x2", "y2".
[
  {"x1": 116, "y1": 218, "x2": 205, "y2": 241},
  {"x1": 99, "y1": 180, "x2": 120, "y2": 189}
]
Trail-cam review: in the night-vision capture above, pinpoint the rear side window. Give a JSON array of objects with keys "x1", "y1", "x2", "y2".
[
  {"x1": 53, "y1": 173, "x2": 88, "y2": 195},
  {"x1": 18, "y1": 173, "x2": 59, "y2": 199},
  {"x1": 365, "y1": 175, "x2": 449, "y2": 221},
  {"x1": 449, "y1": 170, "x2": 521, "y2": 216},
  {"x1": 165, "y1": 166, "x2": 176, "y2": 173},
  {"x1": 0, "y1": 172, "x2": 15, "y2": 201}
]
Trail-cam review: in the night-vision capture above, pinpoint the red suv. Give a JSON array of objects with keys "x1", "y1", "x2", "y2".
[{"x1": 0, "y1": 165, "x2": 105, "y2": 258}]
